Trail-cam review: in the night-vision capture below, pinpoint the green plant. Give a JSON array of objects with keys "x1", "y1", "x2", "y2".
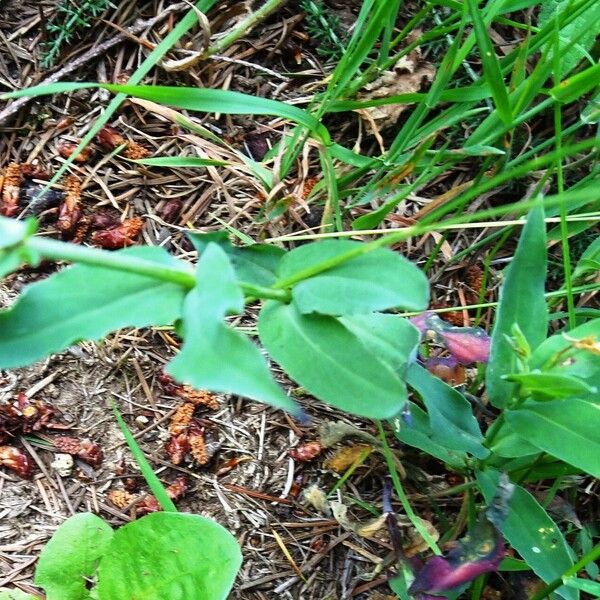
[
  {"x1": 42, "y1": 0, "x2": 115, "y2": 69},
  {"x1": 300, "y1": 0, "x2": 347, "y2": 60},
  {"x1": 0, "y1": 408, "x2": 241, "y2": 600}
]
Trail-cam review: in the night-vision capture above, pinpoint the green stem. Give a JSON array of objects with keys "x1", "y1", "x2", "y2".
[
  {"x1": 29, "y1": 236, "x2": 197, "y2": 288},
  {"x1": 376, "y1": 421, "x2": 442, "y2": 556},
  {"x1": 204, "y1": 0, "x2": 288, "y2": 57},
  {"x1": 529, "y1": 542, "x2": 600, "y2": 600},
  {"x1": 28, "y1": 236, "x2": 291, "y2": 302}
]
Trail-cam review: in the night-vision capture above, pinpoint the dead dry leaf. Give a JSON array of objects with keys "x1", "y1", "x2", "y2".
[{"x1": 323, "y1": 444, "x2": 373, "y2": 473}]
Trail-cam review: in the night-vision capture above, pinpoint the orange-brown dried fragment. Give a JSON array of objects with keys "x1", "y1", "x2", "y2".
[
  {"x1": 289, "y1": 441, "x2": 324, "y2": 462},
  {"x1": 57, "y1": 175, "x2": 82, "y2": 235},
  {"x1": 166, "y1": 475, "x2": 189, "y2": 500},
  {"x1": 108, "y1": 489, "x2": 136, "y2": 509},
  {"x1": 177, "y1": 386, "x2": 219, "y2": 410},
  {"x1": 169, "y1": 402, "x2": 195, "y2": 436},
  {"x1": 53, "y1": 436, "x2": 82, "y2": 455},
  {"x1": 57, "y1": 140, "x2": 92, "y2": 163},
  {"x1": 189, "y1": 429, "x2": 209, "y2": 465},
  {"x1": 0, "y1": 163, "x2": 23, "y2": 217},
  {"x1": 92, "y1": 216, "x2": 144, "y2": 249},
  {"x1": 122, "y1": 141, "x2": 150, "y2": 160},
  {"x1": 0, "y1": 445, "x2": 33, "y2": 478},
  {"x1": 135, "y1": 494, "x2": 161, "y2": 516}
]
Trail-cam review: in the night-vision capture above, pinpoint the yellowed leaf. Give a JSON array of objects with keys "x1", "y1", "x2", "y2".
[{"x1": 323, "y1": 444, "x2": 373, "y2": 473}]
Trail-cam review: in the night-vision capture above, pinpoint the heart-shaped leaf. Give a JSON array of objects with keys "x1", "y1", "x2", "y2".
[
  {"x1": 35, "y1": 513, "x2": 113, "y2": 600},
  {"x1": 96, "y1": 512, "x2": 241, "y2": 600}
]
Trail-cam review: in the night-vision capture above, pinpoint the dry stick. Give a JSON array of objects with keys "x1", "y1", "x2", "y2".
[{"x1": 0, "y1": 3, "x2": 190, "y2": 125}]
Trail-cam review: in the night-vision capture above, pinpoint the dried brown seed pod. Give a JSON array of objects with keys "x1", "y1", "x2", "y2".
[
  {"x1": 21, "y1": 163, "x2": 51, "y2": 180},
  {"x1": 91, "y1": 217, "x2": 144, "y2": 249},
  {"x1": 0, "y1": 163, "x2": 23, "y2": 217},
  {"x1": 96, "y1": 125, "x2": 126, "y2": 149},
  {"x1": 56, "y1": 141, "x2": 92, "y2": 163},
  {"x1": 108, "y1": 489, "x2": 136, "y2": 509},
  {"x1": 165, "y1": 433, "x2": 191, "y2": 465},
  {"x1": 0, "y1": 445, "x2": 33, "y2": 478},
  {"x1": 53, "y1": 436, "x2": 82, "y2": 455},
  {"x1": 169, "y1": 403, "x2": 195, "y2": 436},
  {"x1": 122, "y1": 141, "x2": 150, "y2": 160},
  {"x1": 135, "y1": 495, "x2": 161, "y2": 516},
  {"x1": 57, "y1": 175, "x2": 82, "y2": 236},
  {"x1": 159, "y1": 199, "x2": 182, "y2": 223},
  {"x1": 289, "y1": 441, "x2": 324, "y2": 462},
  {"x1": 90, "y1": 212, "x2": 121, "y2": 230}
]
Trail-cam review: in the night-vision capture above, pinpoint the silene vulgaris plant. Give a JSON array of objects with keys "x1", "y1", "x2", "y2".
[{"x1": 1, "y1": 203, "x2": 599, "y2": 599}]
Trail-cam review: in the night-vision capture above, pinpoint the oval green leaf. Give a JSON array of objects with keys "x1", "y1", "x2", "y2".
[
  {"x1": 277, "y1": 240, "x2": 429, "y2": 315},
  {"x1": 259, "y1": 301, "x2": 409, "y2": 419},
  {"x1": 96, "y1": 512, "x2": 241, "y2": 600},
  {"x1": 35, "y1": 513, "x2": 113, "y2": 600},
  {"x1": 506, "y1": 398, "x2": 600, "y2": 477},
  {"x1": 0, "y1": 247, "x2": 187, "y2": 369}
]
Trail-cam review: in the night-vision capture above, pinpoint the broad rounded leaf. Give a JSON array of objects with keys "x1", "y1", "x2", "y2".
[
  {"x1": 0, "y1": 216, "x2": 36, "y2": 249},
  {"x1": 259, "y1": 301, "x2": 409, "y2": 419},
  {"x1": 339, "y1": 313, "x2": 420, "y2": 373},
  {"x1": 478, "y1": 470, "x2": 577, "y2": 600},
  {"x1": 35, "y1": 513, "x2": 113, "y2": 600},
  {"x1": 277, "y1": 240, "x2": 428, "y2": 315},
  {"x1": 0, "y1": 247, "x2": 187, "y2": 369},
  {"x1": 168, "y1": 243, "x2": 296, "y2": 413},
  {"x1": 96, "y1": 512, "x2": 241, "y2": 600},
  {"x1": 506, "y1": 398, "x2": 600, "y2": 478}
]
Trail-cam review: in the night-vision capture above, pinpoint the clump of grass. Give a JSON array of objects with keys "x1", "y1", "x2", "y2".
[
  {"x1": 300, "y1": 0, "x2": 346, "y2": 61},
  {"x1": 41, "y1": 0, "x2": 115, "y2": 69}
]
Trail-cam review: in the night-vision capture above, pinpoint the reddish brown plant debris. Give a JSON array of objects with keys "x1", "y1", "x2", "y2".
[
  {"x1": 95, "y1": 125, "x2": 150, "y2": 160},
  {"x1": 165, "y1": 433, "x2": 191, "y2": 465},
  {"x1": 108, "y1": 476, "x2": 189, "y2": 516},
  {"x1": 54, "y1": 436, "x2": 103, "y2": 468},
  {"x1": 159, "y1": 199, "x2": 182, "y2": 222},
  {"x1": 0, "y1": 445, "x2": 33, "y2": 478},
  {"x1": 0, "y1": 162, "x2": 23, "y2": 217},
  {"x1": 0, "y1": 393, "x2": 62, "y2": 443},
  {"x1": 288, "y1": 441, "x2": 324, "y2": 462},
  {"x1": 57, "y1": 175, "x2": 82, "y2": 236},
  {"x1": 124, "y1": 477, "x2": 139, "y2": 492},
  {"x1": 91, "y1": 216, "x2": 144, "y2": 249},
  {"x1": 96, "y1": 125, "x2": 126, "y2": 149},
  {"x1": 72, "y1": 215, "x2": 91, "y2": 244},
  {"x1": 56, "y1": 140, "x2": 92, "y2": 163},
  {"x1": 159, "y1": 373, "x2": 219, "y2": 410},
  {"x1": 424, "y1": 356, "x2": 466, "y2": 386},
  {"x1": 429, "y1": 302, "x2": 464, "y2": 327},
  {"x1": 167, "y1": 475, "x2": 189, "y2": 500},
  {"x1": 21, "y1": 163, "x2": 51, "y2": 180},
  {"x1": 90, "y1": 211, "x2": 121, "y2": 230},
  {"x1": 301, "y1": 177, "x2": 319, "y2": 200}
]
